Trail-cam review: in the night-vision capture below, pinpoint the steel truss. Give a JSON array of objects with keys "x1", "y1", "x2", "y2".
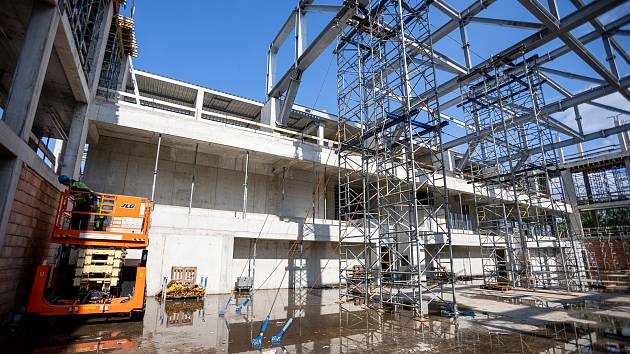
[
  {"x1": 461, "y1": 56, "x2": 586, "y2": 291},
  {"x1": 338, "y1": 0, "x2": 455, "y2": 318}
]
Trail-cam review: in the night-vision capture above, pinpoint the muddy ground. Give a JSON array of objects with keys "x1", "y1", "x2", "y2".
[{"x1": 2, "y1": 286, "x2": 629, "y2": 353}]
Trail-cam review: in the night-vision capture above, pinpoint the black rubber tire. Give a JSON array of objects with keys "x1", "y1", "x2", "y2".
[{"x1": 129, "y1": 309, "x2": 144, "y2": 321}]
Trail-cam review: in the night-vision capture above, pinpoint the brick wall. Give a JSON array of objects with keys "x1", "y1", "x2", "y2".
[
  {"x1": 0, "y1": 165, "x2": 60, "y2": 319},
  {"x1": 585, "y1": 239, "x2": 630, "y2": 272}
]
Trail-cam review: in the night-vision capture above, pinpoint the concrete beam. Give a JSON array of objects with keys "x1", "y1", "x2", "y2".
[
  {"x1": 90, "y1": 99, "x2": 336, "y2": 168},
  {"x1": 3, "y1": 3, "x2": 60, "y2": 140}
]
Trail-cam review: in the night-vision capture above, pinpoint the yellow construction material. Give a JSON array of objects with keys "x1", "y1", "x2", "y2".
[
  {"x1": 117, "y1": 15, "x2": 138, "y2": 57},
  {"x1": 163, "y1": 282, "x2": 205, "y2": 299}
]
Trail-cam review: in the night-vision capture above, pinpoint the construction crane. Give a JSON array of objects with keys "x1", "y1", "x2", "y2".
[{"x1": 27, "y1": 189, "x2": 152, "y2": 319}]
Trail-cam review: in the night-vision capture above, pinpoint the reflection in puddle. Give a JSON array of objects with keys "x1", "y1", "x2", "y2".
[
  {"x1": 163, "y1": 300, "x2": 205, "y2": 327},
  {"x1": 6, "y1": 289, "x2": 630, "y2": 353}
]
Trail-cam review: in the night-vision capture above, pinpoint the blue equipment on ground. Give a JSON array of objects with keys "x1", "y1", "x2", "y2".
[
  {"x1": 218, "y1": 296, "x2": 232, "y2": 316},
  {"x1": 271, "y1": 318, "x2": 294, "y2": 343},
  {"x1": 251, "y1": 315, "x2": 270, "y2": 347},
  {"x1": 235, "y1": 298, "x2": 250, "y2": 314}
]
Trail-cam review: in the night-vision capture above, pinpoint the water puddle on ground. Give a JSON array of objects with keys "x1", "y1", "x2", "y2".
[{"x1": 4, "y1": 289, "x2": 630, "y2": 353}]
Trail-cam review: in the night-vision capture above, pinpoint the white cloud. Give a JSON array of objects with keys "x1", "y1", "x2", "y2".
[{"x1": 555, "y1": 92, "x2": 630, "y2": 134}]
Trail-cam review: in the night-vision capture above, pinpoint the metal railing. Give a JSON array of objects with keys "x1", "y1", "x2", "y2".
[
  {"x1": 449, "y1": 212, "x2": 476, "y2": 232},
  {"x1": 95, "y1": 89, "x2": 338, "y2": 148}
]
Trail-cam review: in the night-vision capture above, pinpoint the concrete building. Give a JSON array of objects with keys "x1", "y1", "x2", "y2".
[
  {"x1": 0, "y1": 0, "x2": 628, "y2": 329},
  {"x1": 83, "y1": 67, "x2": 508, "y2": 297}
]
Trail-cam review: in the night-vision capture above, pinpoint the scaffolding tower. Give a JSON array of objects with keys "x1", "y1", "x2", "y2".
[
  {"x1": 337, "y1": 0, "x2": 456, "y2": 318},
  {"x1": 461, "y1": 56, "x2": 586, "y2": 291}
]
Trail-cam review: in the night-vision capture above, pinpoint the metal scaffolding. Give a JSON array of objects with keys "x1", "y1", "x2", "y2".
[
  {"x1": 262, "y1": 0, "x2": 630, "y2": 315},
  {"x1": 461, "y1": 56, "x2": 585, "y2": 291},
  {"x1": 337, "y1": 0, "x2": 455, "y2": 318},
  {"x1": 65, "y1": 0, "x2": 109, "y2": 76}
]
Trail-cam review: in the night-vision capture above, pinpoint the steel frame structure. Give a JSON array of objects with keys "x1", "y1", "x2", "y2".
[
  {"x1": 337, "y1": 0, "x2": 456, "y2": 318},
  {"x1": 266, "y1": 0, "x2": 630, "y2": 313},
  {"x1": 268, "y1": 0, "x2": 630, "y2": 150}
]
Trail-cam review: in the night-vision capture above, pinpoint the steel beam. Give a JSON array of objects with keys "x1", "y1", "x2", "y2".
[
  {"x1": 269, "y1": 1, "x2": 367, "y2": 99},
  {"x1": 433, "y1": 0, "x2": 498, "y2": 43},
  {"x1": 468, "y1": 17, "x2": 542, "y2": 29},
  {"x1": 523, "y1": 122, "x2": 630, "y2": 162},
  {"x1": 433, "y1": 0, "x2": 460, "y2": 20},
  {"x1": 406, "y1": 0, "x2": 627, "y2": 113},
  {"x1": 538, "y1": 14, "x2": 630, "y2": 68},
  {"x1": 569, "y1": 0, "x2": 630, "y2": 66},
  {"x1": 303, "y1": 4, "x2": 343, "y2": 13},
  {"x1": 518, "y1": 0, "x2": 630, "y2": 103},
  {"x1": 444, "y1": 74, "x2": 630, "y2": 149},
  {"x1": 270, "y1": 9, "x2": 296, "y2": 53},
  {"x1": 539, "y1": 66, "x2": 605, "y2": 84},
  {"x1": 542, "y1": 72, "x2": 630, "y2": 115}
]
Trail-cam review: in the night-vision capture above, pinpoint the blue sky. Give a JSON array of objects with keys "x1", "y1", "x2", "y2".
[
  {"x1": 129, "y1": 1, "x2": 630, "y2": 155},
  {"x1": 131, "y1": 1, "x2": 340, "y2": 113}
]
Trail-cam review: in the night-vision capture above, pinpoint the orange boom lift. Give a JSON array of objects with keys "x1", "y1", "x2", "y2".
[{"x1": 27, "y1": 190, "x2": 152, "y2": 318}]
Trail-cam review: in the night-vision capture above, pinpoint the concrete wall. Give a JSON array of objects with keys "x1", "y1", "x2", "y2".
[
  {"x1": 83, "y1": 135, "x2": 487, "y2": 295},
  {"x1": 232, "y1": 238, "x2": 339, "y2": 290},
  {"x1": 0, "y1": 166, "x2": 60, "y2": 318},
  {"x1": 145, "y1": 232, "x2": 234, "y2": 295},
  {"x1": 142, "y1": 203, "x2": 342, "y2": 296},
  {"x1": 84, "y1": 136, "x2": 333, "y2": 219},
  {"x1": 144, "y1": 232, "x2": 339, "y2": 296}
]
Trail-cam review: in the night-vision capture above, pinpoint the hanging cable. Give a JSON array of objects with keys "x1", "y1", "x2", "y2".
[{"x1": 312, "y1": 53, "x2": 335, "y2": 108}]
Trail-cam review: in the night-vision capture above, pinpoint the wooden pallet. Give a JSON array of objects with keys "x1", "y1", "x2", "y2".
[{"x1": 74, "y1": 247, "x2": 125, "y2": 289}]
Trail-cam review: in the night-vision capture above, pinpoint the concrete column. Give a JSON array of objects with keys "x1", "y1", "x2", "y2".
[
  {"x1": 613, "y1": 116, "x2": 628, "y2": 151},
  {"x1": 0, "y1": 156, "x2": 22, "y2": 249},
  {"x1": 60, "y1": 2, "x2": 112, "y2": 179},
  {"x1": 195, "y1": 89, "x2": 204, "y2": 120},
  {"x1": 2, "y1": 3, "x2": 60, "y2": 141},
  {"x1": 561, "y1": 170, "x2": 584, "y2": 236},
  {"x1": 117, "y1": 55, "x2": 130, "y2": 91},
  {"x1": 317, "y1": 123, "x2": 325, "y2": 146},
  {"x1": 261, "y1": 97, "x2": 278, "y2": 133},
  {"x1": 444, "y1": 150, "x2": 454, "y2": 173},
  {"x1": 60, "y1": 103, "x2": 89, "y2": 178}
]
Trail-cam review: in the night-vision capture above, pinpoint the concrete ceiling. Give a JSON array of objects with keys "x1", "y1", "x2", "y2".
[{"x1": 0, "y1": 0, "x2": 77, "y2": 141}]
